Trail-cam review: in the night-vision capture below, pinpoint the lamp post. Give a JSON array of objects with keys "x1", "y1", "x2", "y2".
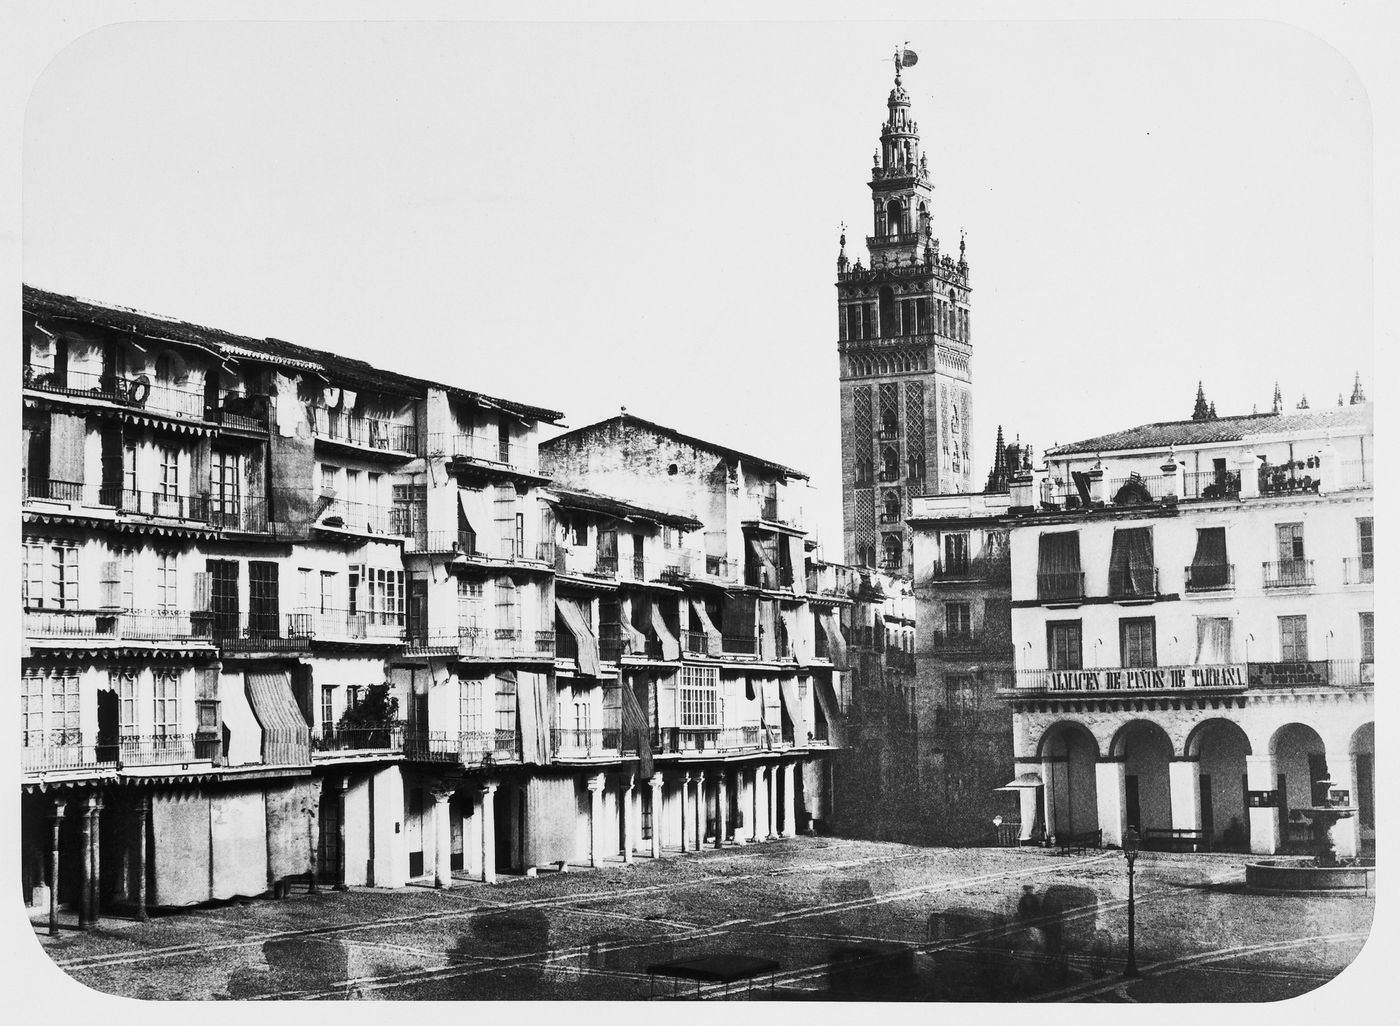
[{"x1": 1123, "y1": 825, "x2": 1141, "y2": 978}]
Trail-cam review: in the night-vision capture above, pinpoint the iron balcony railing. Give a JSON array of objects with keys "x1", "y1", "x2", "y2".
[
  {"x1": 553, "y1": 546, "x2": 617, "y2": 578},
  {"x1": 932, "y1": 553, "x2": 1011, "y2": 582},
  {"x1": 24, "y1": 607, "x2": 215, "y2": 642},
  {"x1": 550, "y1": 727, "x2": 623, "y2": 758},
  {"x1": 887, "y1": 648, "x2": 917, "y2": 671},
  {"x1": 426, "y1": 432, "x2": 538, "y2": 474},
  {"x1": 23, "y1": 477, "x2": 86, "y2": 504},
  {"x1": 703, "y1": 555, "x2": 734, "y2": 580},
  {"x1": 1037, "y1": 571, "x2": 1085, "y2": 602},
  {"x1": 722, "y1": 633, "x2": 758, "y2": 656},
  {"x1": 402, "y1": 730, "x2": 460, "y2": 762},
  {"x1": 1182, "y1": 470, "x2": 1242, "y2": 501},
  {"x1": 400, "y1": 728, "x2": 518, "y2": 764},
  {"x1": 1105, "y1": 473, "x2": 1177, "y2": 503},
  {"x1": 312, "y1": 723, "x2": 406, "y2": 755},
  {"x1": 1185, "y1": 563, "x2": 1234, "y2": 592},
  {"x1": 98, "y1": 486, "x2": 211, "y2": 522},
  {"x1": 21, "y1": 730, "x2": 115, "y2": 773},
  {"x1": 650, "y1": 726, "x2": 771, "y2": 754},
  {"x1": 23, "y1": 365, "x2": 205, "y2": 418},
  {"x1": 760, "y1": 496, "x2": 780, "y2": 521},
  {"x1": 1340, "y1": 458, "x2": 1372, "y2": 489},
  {"x1": 934, "y1": 629, "x2": 980, "y2": 652},
  {"x1": 1343, "y1": 556, "x2": 1374, "y2": 585},
  {"x1": 1263, "y1": 559, "x2": 1315, "y2": 589},
  {"x1": 206, "y1": 497, "x2": 271, "y2": 533},
  {"x1": 1247, "y1": 659, "x2": 1372, "y2": 689},
  {"x1": 422, "y1": 529, "x2": 479, "y2": 555},
  {"x1": 456, "y1": 626, "x2": 550, "y2": 660},
  {"x1": 207, "y1": 391, "x2": 269, "y2": 432},
  {"x1": 745, "y1": 563, "x2": 795, "y2": 589},
  {"x1": 213, "y1": 611, "x2": 306, "y2": 652},
  {"x1": 316, "y1": 496, "x2": 417, "y2": 537},
  {"x1": 311, "y1": 407, "x2": 418, "y2": 455},
  {"x1": 1107, "y1": 567, "x2": 1159, "y2": 600},
  {"x1": 287, "y1": 607, "x2": 405, "y2": 642},
  {"x1": 598, "y1": 623, "x2": 623, "y2": 662},
  {"x1": 681, "y1": 629, "x2": 710, "y2": 655},
  {"x1": 115, "y1": 733, "x2": 219, "y2": 768}
]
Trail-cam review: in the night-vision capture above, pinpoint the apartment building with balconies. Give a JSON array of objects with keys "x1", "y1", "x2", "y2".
[
  {"x1": 539, "y1": 415, "x2": 847, "y2": 858},
  {"x1": 1004, "y1": 401, "x2": 1374, "y2": 858},
  {"x1": 906, "y1": 487, "x2": 1018, "y2": 844}
]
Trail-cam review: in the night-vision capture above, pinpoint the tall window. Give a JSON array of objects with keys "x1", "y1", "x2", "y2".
[
  {"x1": 320, "y1": 464, "x2": 337, "y2": 497},
  {"x1": 679, "y1": 665, "x2": 719, "y2": 729},
  {"x1": 945, "y1": 675, "x2": 979, "y2": 725},
  {"x1": 1047, "y1": 620, "x2": 1083, "y2": 670},
  {"x1": 1278, "y1": 615, "x2": 1309, "y2": 662},
  {"x1": 156, "y1": 551, "x2": 179, "y2": 611},
  {"x1": 1360, "y1": 612, "x2": 1374, "y2": 664},
  {"x1": 494, "y1": 577, "x2": 519, "y2": 637},
  {"x1": 459, "y1": 678, "x2": 485, "y2": 735},
  {"x1": 211, "y1": 451, "x2": 239, "y2": 522},
  {"x1": 21, "y1": 673, "x2": 45, "y2": 746},
  {"x1": 158, "y1": 445, "x2": 179, "y2": 499},
  {"x1": 123, "y1": 443, "x2": 138, "y2": 492},
  {"x1": 1357, "y1": 517, "x2": 1373, "y2": 570},
  {"x1": 321, "y1": 685, "x2": 335, "y2": 730},
  {"x1": 152, "y1": 670, "x2": 180, "y2": 737},
  {"x1": 496, "y1": 675, "x2": 517, "y2": 735},
  {"x1": 944, "y1": 601, "x2": 972, "y2": 637},
  {"x1": 345, "y1": 468, "x2": 362, "y2": 504},
  {"x1": 23, "y1": 540, "x2": 79, "y2": 609},
  {"x1": 459, "y1": 579, "x2": 484, "y2": 631},
  {"x1": 1119, "y1": 617, "x2": 1157, "y2": 668},
  {"x1": 113, "y1": 669, "x2": 138, "y2": 733},
  {"x1": 320, "y1": 571, "x2": 335, "y2": 614},
  {"x1": 49, "y1": 672, "x2": 80, "y2": 743},
  {"x1": 1276, "y1": 522, "x2": 1305, "y2": 562},
  {"x1": 943, "y1": 533, "x2": 970, "y2": 574},
  {"x1": 120, "y1": 547, "x2": 136, "y2": 610},
  {"x1": 366, "y1": 567, "x2": 404, "y2": 625}
]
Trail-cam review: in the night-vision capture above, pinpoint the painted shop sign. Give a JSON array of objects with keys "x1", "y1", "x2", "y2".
[
  {"x1": 1037, "y1": 664, "x2": 1247, "y2": 693},
  {"x1": 1246, "y1": 661, "x2": 1331, "y2": 687}
]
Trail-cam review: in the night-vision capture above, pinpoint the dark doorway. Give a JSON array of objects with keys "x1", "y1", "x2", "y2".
[
  {"x1": 406, "y1": 787, "x2": 424, "y2": 878},
  {"x1": 493, "y1": 787, "x2": 512, "y2": 873},
  {"x1": 1308, "y1": 754, "x2": 1330, "y2": 806},
  {"x1": 1125, "y1": 775, "x2": 1141, "y2": 832},
  {"x1": 776, "y1": 767, "x2": 788, "y2": 835},
  {"x1": 248, "y1": 560, "x2": 279, "y2": 637},
  {"x1": 208, "y1": 559, "x2": 240, "y2": 638},
  {"x1": 95, "y1": 689, "x2": 118, "y2": 763},
  {"x1": 794, "y1": 765, "x2": 808, "y2": 833},
  {"x1": 1200, "y1": 774, "x2": 1214, "y2": 839},
  {"x1": 317, "y1": 778, "x2": 341, "y2": 882},
  {"x1": 727, "y1": 771, "x2": 741, "y2": 839}
]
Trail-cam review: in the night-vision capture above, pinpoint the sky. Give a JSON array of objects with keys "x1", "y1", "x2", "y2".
[{"x1": 21, "y1": 18, "x2": 1373, "y2": 548}]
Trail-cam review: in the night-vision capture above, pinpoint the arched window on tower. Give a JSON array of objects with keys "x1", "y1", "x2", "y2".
[
  {"x1": 881, "y1": 446, "x2": 899, "y2": 482},
  {"x1": 878, "y1": 287, "x2": 896, "y2": 338},
  {"x1": 885, "y1": 199, "x2": 905, "y2": 237},
  {"x1": 855, "y1": 456, "x2": 873, "y2": 486},
  {"x1": 917, "y1": 201, "x2": 928, "y2": 234},
  {"x1": 883, "y1": 491, "x2": 901, "y2": 523},
  {"x1": 882, "y1": 534, "x2": 903, "y2": 570},
  {"x1": 881, "y1": 407, "x2": 899, "y2": 437}
]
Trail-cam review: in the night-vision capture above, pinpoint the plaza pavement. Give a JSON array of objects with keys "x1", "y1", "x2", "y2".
[{"x1": 27, "y1": 836, "x2": 1374, "y2": 1002}]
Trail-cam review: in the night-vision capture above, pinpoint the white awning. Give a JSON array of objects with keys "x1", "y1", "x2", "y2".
[{"x1": 997, "y1": 771, "x2": 1045, "y2": 791}]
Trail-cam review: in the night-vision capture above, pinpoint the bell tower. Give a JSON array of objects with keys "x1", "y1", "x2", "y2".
[{"x1": 837, "y1": 48, "x2": 975, "y2": 572}]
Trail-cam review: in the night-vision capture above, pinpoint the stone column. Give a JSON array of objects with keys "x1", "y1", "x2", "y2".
[
  {"x1": 678, "y1": 773, "x2": 690, "y2": 853},
  {"x1": 1235, "y1": 451, "x2": 1260, "y2": 499},
  {"x1": 1095, "y1": 759, "x2": 1127, "y2": 848},
  {"x1": 1168, "y1": 759, "x2": 1202, "y2": 833},
  {"x1": 621, "y1": 774, "x2": 635, "y2": 864},
  {"x1": 588, "y1": 774, "x2": 605, "y2": 868},
  {"x1": 133, "y1": 794, "x2": 149, "y2": 921},
  {"x1": 48, "y1": 798, "x2": 66, "y2": 937},
  {"x1": 693, "y1": 772, "x2": 705, "y2": 851},
  {"x1": 649, "y1": 773, "x2": 663, "y2": 859},
  {"x1": 766, "y1": 765, "x2": 778, "y2": 839},
  {"x1": 1040, "y1": 757, "x2": 1060, "y2": 845},
  {"x1": 782, "y1": 762, "x2": 797, "y2": 838},
  {"x1": 1085, "y1": 464, "x2": 1105, "y2": 505},
  {"x1": 89, "y1": 794, "x2": 104, "y2": 925},
  {"x1": 733, "y1": 770, "x2": 748, "y2": 845},
  {"x1": 78, "y1": 794, "x2": 95, "y2": 930},
  {"x1": 1017, "y1": 785, "x2": 1039, "y2": 844},
  {"x1": 335, "y1": 776, "x2": 350, "y2": 891},
  {"x1": 1245, "y1": 754, "x2": 1280, "y2": 855},
  {"x1": 1159, "y1": 454, "x2": 1183, "y2": 502},
  {"x1": 479, "y1": 782, "x2": 498, "y2": 884},
  {"x1": 715, "y1": 770, "x2": 728, "y2": 849},
  {"x1": 431, "y1": 785, "x2": 454, "y2": 888}
]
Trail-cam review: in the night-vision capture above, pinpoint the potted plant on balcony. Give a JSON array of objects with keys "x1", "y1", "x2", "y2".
[{"x1": 336, "y1": 683, "x2": 400, "y2": 750}]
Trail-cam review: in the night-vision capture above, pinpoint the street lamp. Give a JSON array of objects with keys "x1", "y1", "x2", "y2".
[{"x1": 1122, "y1": 825, "x2": 1141, "y2": 978}]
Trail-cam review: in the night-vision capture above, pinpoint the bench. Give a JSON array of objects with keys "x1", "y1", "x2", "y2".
[
  {"x1": 1054, "y1": 830, "x2": 1102, "y2": 855},
  {"x1": 1143, "y1": 827, "x2": 1211, "y2": 853}
]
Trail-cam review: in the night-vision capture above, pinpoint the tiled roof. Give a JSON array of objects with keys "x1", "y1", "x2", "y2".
[
  {"x1": 548, "y1": 487, "x2": 703, "y2": 530},
  {"x1": 544, "y1": 413, "x2": 809, "y2": 481},
  {"x1": 1047, "y1": 403, "x2": 1373, "y2": 456},
  {"x1": 22, "y1": 284, "x2": 564, "y2": 423}
]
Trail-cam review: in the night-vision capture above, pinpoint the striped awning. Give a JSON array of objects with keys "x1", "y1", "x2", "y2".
[
  {"x1": 245, "y1": 670, "x2": 310, "y2": 765},
  {"x1": 555, "y1": 597, "x2": 601, "y2": 677}
]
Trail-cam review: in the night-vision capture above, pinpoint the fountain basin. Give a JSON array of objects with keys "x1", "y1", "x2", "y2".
[{"x1": 1245, "y1": 859, "x2": 1375, "y2": 894}]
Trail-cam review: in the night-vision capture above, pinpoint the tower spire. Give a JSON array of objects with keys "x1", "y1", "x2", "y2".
[
  {"x1": 1350, "y1": 371, "x2": 1366, "y2": 404},
  {"x1": 1272, "y1": 381, "x2": 1283, "y2": 415},
  {"x1": 1192, "y1": 381, "x2": 1209, "y2": 421}
]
